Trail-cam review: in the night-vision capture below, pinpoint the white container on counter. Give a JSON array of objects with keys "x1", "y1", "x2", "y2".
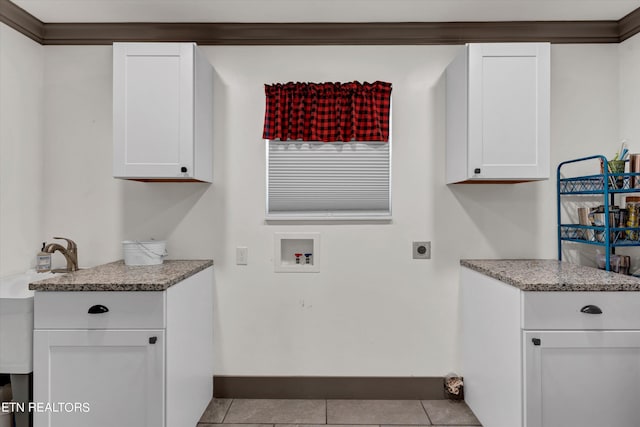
[{"x1": 122, "y1": 240, "x2": 167, "y2": 266}]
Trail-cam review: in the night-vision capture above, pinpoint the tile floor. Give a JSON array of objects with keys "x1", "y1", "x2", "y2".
[{"x1": 198, "y1": 399, "x2": 482, "y2": 427}]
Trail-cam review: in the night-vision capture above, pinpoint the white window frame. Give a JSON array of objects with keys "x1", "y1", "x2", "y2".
[{"x1": 265, "y1": 136, "x2": 392, "y2": 222}]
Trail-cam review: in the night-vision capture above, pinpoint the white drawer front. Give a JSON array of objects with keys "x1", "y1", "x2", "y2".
[
  {"x1": 522, "y1": 292, "x2": 640, "y2": 330},
  {"x1": 34, "y1": 291, "x2": 165, "y2": 329}
]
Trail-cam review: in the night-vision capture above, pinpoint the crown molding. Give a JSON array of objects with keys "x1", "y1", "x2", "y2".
[
  {"x1": 40, "y1": 20, "x2": 620, "y2": 45},
  {"x1": 619, "y1": 6, "x2": 640, "y2": 41},
  {"x1": 0, "y1": 0, "x2": 638, "y2": 46},
  {"x1": 0, "y1": 0, "x2": 43, "y2": 43}
]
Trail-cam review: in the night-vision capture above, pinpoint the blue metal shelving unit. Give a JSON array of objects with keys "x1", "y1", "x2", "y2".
[{"x1": 557, "y1": 154, "x2": 640, "y2": 271}]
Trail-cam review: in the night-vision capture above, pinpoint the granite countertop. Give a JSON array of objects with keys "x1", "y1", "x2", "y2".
[
  {"x1": 461, "y1": 259, "x2": 640, "y2": 291},
  {"x1": 29, "y1": 259, "x2": 213, "y2": 291}
]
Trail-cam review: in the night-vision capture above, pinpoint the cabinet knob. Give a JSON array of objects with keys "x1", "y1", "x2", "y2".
[
  {"x1": 532, "y1": 338, "x2": 541, "y2": 346},
  {"x1": 88, "y1": 304, "x2": 109, "y2": 314},
  {"x1": 180, "y1": 166, "x2": 188, "y2": 173},
  {"x1": 149, "y1": 336, "x2": 158, "y2": 344},
  {"x1": 474, "y1": 168, "x2": 481, "y2": 174},
  {"x1": 580, "y1": 304, "x2": 603, "y2": 314}
]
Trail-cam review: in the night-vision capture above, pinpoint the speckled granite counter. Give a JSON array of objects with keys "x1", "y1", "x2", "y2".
[
  {"x1": 29, "y1": 260, "x2": 213, "y2": 291},
  {"x1": 461, "y1": 259, "x2": 640, "y2": 291}
]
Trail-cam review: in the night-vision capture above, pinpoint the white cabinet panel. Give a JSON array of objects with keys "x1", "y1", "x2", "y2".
[
  {"x1": 524, "y1": 331, "x2": 640, "y2": 427},
  {"x1": 34, "y1": 291, "x2": 165, "y2": 330},
  {"x1": 522, "y1": 291, "x2": 640, "y2": 330},
  {"x1": 165, "y1": 267, "x2": 214, "y2": 427},
  {"x1": 446, "y1": 43, "x2": 550, "y2": 183},
  {"x1": 124, "y1": 54, "x2": 186, "y2": 165},
  {"x1": 113, "y1": 42, "x2": 213, "y2": 182},
  {"x1": 472, "y1": 50, "x2": 537, "y2": 170},
  {"x1": 33, "y1": 329, "x2": 164, "y2": 427},
  {"x1": 461, "y1": 268, "x2": 522, "y2": 427}
]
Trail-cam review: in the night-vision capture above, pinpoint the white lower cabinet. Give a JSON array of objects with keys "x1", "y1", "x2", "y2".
[
  {"x1": 33, "y1": 330, "x2": 165, "y2": 427},
  {"x1": 461, "y1": 267, "x2": 640, "y2": 427},
  {"x1": 524, "y1": 331, "x2": 640, "y2": 427},
  {"x1": 33, "y1": 266, "x2": 214, "y2": 427}
]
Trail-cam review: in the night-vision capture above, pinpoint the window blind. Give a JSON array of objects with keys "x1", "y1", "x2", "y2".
[{"x1": 267, "y1": 141, "x2": 391, "y2": 217}]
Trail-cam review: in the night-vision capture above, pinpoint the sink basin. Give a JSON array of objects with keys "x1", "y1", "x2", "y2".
[{"x1": 0, "y1": 270, "x2": 55, "y2": 373}]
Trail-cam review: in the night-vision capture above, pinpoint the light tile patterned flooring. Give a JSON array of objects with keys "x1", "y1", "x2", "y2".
[{"x1": 198, "y1": 399, "x2": 482, "y2": 427}]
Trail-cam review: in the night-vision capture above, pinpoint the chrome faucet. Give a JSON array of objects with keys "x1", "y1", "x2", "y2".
[{"x1": 44, "y1": 237, "x2": 79, "y2": 273}]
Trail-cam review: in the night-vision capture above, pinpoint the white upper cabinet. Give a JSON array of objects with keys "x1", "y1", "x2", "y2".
[
  {"x1": 113, "y1": 43, "x2": 213, "y2": 182},
  {"x1": 446, "y1": 43, "x2": 550, "y2": 184}
]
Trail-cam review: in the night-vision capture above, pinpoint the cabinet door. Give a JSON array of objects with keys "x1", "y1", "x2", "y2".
[
  {"x1": 524, "y1": 331, "x2": 640, "y2": 427},
  {"x1": 113, "y1": 43, "x2": 194, "y2": 179},
  {"x1": 33, "y1": 329, "x2": 164, "y2": 427},
  {"x1": 468, "y1": 43, "x2": 550, "y2": 180}
]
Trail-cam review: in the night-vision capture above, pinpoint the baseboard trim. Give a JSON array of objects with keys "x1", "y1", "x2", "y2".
[{"x1": 213, "y1": 376, "x2": 445, "y2": 399}]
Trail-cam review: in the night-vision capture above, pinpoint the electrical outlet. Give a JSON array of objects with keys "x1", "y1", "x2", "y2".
[
  {"x1": 413, "y1": 241, "x2": 431, "y2": 259},
  {"x1": 236, "y1": 247, "x2": 248, "y2": 265}
]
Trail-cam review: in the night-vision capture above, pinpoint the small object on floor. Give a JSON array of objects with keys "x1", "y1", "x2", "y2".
[{"x1": 444, "y1": 373, "x2": 464, "y2": 400}]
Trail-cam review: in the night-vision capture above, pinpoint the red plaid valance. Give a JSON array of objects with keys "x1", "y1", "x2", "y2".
[{"x1": 262, "y1": 81, "x2": 392, "y2": 142}]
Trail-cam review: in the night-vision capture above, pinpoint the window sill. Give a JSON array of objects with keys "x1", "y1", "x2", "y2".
[{"x1": 265, "y1": 214, "x2": 392, "y2": 223}]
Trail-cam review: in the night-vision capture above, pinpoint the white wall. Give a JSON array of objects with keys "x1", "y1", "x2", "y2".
[
  {"x1": 41, "y1": 46, "x2": 123, "y2": 270},
  {"x1": 0, "y1": 23, "x2": 621, "y2": 375},
  {"x1": 616, "y1": 34, "x2": 640, "y2": 273},
  {"x1": 34, "y1": 41, "x2": 621, "y2": 376},
  {"x1": 619, "y1": 34, "x2": 640, "y2": 154},
  {"x1": 554, "y1": 45, "x2": 621, "y2": 269},
  {"x1": 0, "y1": 23, "x2": 44, "y2": 276}
]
